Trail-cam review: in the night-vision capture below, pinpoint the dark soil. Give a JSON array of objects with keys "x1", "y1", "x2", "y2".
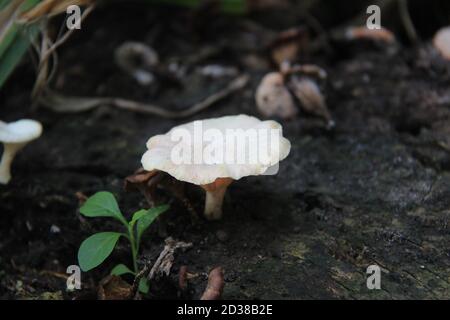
[{"x1": 0, "y1": 3, "x2": 449, "y2": 299}]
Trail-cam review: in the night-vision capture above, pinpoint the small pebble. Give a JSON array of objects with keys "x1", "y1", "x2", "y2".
[
  {"x1": 50, "y1": 225, "x2": 61, "y2": 234},
  {"x1": 216, "y1": 230, "x2": 229, "y2": 242}
]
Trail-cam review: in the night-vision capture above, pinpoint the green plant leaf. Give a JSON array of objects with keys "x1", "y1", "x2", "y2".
[
  {"x1": 78, "y1": 232, "x2": 122, "y2": 272},
  {"x1": 79, "y1": 191, "x2": 127, "y2": 225},
  {"x1": 111, "y1": 264, "x2": 135, "y2": 276},
  {"x1": 139, "y1": 278, "x2": 149, "y2": 294},
  {"x1": 0, "y1": 0, "x2": 41, "y2": 89},
  {"x1": 137, "y1": 205, "x2": 169, "y2": 242},
  {"x1": 129, "y1": 209, "x2": 150, "y2": 227}
]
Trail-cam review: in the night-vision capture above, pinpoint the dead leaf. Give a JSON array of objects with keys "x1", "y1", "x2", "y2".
[
  {"x1": 345, "y1": 26, "x2": 396, "y2": 44},
  {"x1": 255, "y1": 72, "x2": 298, "y2": 119},
  {"x1": 269, "y1": 27, "x2": 308, "y2": 66},
  {"x1": 97, "y1": 275, "x2": 132, "y2": 300},
  {"x1": 288, "y1": 76, "x2": 334, "y2": 127}
]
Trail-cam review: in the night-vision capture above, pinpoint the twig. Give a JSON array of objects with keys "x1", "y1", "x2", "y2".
[
  {"x1": 111, "y1": 74, "x2": 249, "y2": 118},
  {"x1": 40, "y1": 74, "x2": 249, "y2": 118},
  {"x1": 128, "y1": 264, "x2": 151, "y2": 300},
  {"x1": 398, "y1": 0, "x2": 418, "y2": 44},
  {"x1": 178, "y1": 266, "x2": 188, "y2": 292},
  {"x1": 148, "y1": 237, "x2": 192, "y2": 281},
  {"x1": 32, "y1": 5, "x2": 95, "y2": 100},
  {"x1": 40, "y1": 5, "x2": 95, "y2": 64}
]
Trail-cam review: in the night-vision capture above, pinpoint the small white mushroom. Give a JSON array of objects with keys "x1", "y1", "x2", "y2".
[
  {"x1": 0, "y1": 119, "x2": 43, "y2": 184},
  {"x1": 255, "y1": 72, "x2": 298, "y2": 119},
  {"x1": 433, "y1": 26, "x2": 450, "y2": 61},
  {"x1": 141, "y1": 114, "x2": 291, "y2": 220}
]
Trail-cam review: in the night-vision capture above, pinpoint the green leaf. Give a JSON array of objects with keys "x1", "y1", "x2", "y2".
[
  {"x1": 138, "y1": 278, "x2": 149, "y2": 294},
  {"x1": 79, "y1": 191, "x2": 127, "y2": 225},
  {"x1": 78, "y1": 232, "x2": 122, "y2": 272},
  {"x1": 0, "y1": 0, "x2": 42, "y2": 89},
  {"x1": 111, "y1": 264, "x2": 135, "y2": 276},
  {"x1": 129, "y1": 209, "x2": 150, "y2": 227},
  {"x1": 137, "y1": 205, "x2": 169, "y2": 242}
]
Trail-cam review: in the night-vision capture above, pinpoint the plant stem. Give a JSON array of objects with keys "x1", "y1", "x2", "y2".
[{"x1": 128, "y1": 227, "x2": 138, "y2": 273}]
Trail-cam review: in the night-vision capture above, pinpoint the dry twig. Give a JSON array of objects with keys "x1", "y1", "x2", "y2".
[
  {"x1": 148, "y1": 237, "x2": 193, "y2": 281},
  {"x1": 39, "y1": 74, "x2": 249, "y2": 118}
]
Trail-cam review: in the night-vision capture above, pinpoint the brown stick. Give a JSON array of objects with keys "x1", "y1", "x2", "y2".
[
  {"x1": 200, "y1": 267, "x2": 224, "y2": 300},
  {"x1": 40, "y1": 74, "x2": 249, "y2": 118},
  {"x1": 148, "y1": 237, "x2": 193, "y2": 281}
]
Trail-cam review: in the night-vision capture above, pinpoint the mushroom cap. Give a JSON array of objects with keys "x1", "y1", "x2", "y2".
[
  {"x1": 141, "y1": 114, "x2": 291, "y2": 185},
  {"x1": 433, "y1": 26, "x2": 450, "y2": 60},
  {"x1": 0, "y1": 119, "x2": 43, "y2": 144}
]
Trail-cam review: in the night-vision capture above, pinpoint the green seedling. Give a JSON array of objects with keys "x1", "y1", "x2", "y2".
[{"x1": 77, "y1": 191, "x2": 169, "y2": 294}]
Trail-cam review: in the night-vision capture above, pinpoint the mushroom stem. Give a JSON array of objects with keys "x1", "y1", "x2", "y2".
[
  {"x1": 204, "y1": 186, "x2": 229, "y2": 220},
  {"x1": 201, "y1": 178, "x2": 233, "y2": 221},
  {"x1": 0, "y1": 143, "x2": 24, "y2": 185}
]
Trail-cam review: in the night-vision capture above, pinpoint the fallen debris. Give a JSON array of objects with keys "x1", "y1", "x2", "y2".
[
  {"x1": 200, "y1": 267, "x2": 224, "y2": 300},
  {"x1": 344, "y1": 26, "x2": 396, "y2": 44},
  {"x1": 115, "y1": 42, "x2": 159, "y2": 86},
  {"x1": 269, "y1": 27, "x2": 309, "y2": 66},
  {"x1": 124, "y1": 169, "x2": 198, "y2": 221},
  {"x1": 39, "y1": 74, "x2": 249, "y2": 118},
  {"x1": 255, "y1": 72, "x2": 298, "y2": 119},
  {"x1": 97, "y1": 275, "x2": 132, "y2": 300},
  {"x1": 148, "y1": 237, "x2": 193, "y2": 281},
  {"x1": 288, "y1": 76, "x2": 334, "y2": 128}
]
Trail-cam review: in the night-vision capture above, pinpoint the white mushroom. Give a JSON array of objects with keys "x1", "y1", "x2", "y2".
[
  {"x1": 433, "y1": 26, "x2": 450, "y2": 61},
  {"x1": 141, "y1": 114, "x2": 291, "y2": 220},
  {"x1": 0, "y1": 119, "x2": 43, "y2": 184}
]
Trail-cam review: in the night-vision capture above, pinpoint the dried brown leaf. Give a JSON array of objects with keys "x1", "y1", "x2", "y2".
[
  {"x1": 269, "y1": 27, "x2": 308, "y2": 66},
  {"x1": 97, "y1": 275, "x2": 132, "y2": 300},
  {"x1": 345, "y1": 26, "x2": 396, "y2": 44},
  {"x1": 288, "y1": 77, "x2": 333, "y2": 127}
]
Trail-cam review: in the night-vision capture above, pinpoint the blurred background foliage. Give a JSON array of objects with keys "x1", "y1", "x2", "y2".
[{"x1": 0, "y1": 0, "x2": 449, "y2": 90}]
